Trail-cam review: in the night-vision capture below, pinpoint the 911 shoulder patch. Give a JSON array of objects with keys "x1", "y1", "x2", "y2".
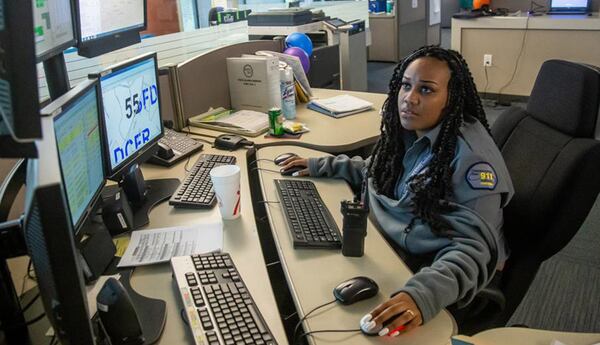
[{"x1": 465, "y1": 162, "x2": 497, "y2": 190}]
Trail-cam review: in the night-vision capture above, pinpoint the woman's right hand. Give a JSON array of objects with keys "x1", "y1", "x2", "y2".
[{"x1": 279, "y1": 156, "x2": 310, "y2": 177}]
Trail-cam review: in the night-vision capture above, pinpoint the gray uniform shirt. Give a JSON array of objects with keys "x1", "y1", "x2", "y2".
[{"x1": 307, "y1": 118, "x2": 514, "y2": 323}]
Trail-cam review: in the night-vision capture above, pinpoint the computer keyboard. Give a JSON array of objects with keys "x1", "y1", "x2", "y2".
[
  {"x1": 171, "y1": 252, "x2": 278, "y2": 345},
  {"x1": 150, "y1": 128, "x2": 204, "y2": 166},
  {"x1": 169, "y1": 154, "x2": 236, "y2": 208},
  {"x1": 274, "y1": 179, "x2": 342, "y2": 249}
]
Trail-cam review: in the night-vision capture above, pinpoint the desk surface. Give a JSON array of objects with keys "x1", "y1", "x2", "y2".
[
  {"x1": 185, "y1": 88, "x2": 387, "y2": 153},
  {"x1": 256, "y1": 145, "x2": 456, "y2": 345},
  {"x1": 131, "y1": 146, "x2": 287, "y2": 344},
  {"x1": 454, "y1": 327, "x2": 600, "y2": 345}
]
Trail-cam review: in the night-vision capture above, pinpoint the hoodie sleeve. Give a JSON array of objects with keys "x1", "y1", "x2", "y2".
[
  {"x1": 307, "y1": 155, "x2": 370, "y2": 191},
  {"x1": 392, "y1": 201, "x2": 501, "y2": 324}
]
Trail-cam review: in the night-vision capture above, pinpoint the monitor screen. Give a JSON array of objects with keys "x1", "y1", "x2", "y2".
[
  {"x1": 550, "y1": 0, "x2": 589, "y2": 8},
  {"x1": 53, "y1": 83, "x2": 104, "y2": 228},
  {"x1": 32, "y1": 0, "x2": 76, "y2": 61},
  {"x1": 78, "y1": 0, "x2": 145, "y2": 42},
  {"x1": 98, "y1": 54, "x2": 162, "y2": 174}
]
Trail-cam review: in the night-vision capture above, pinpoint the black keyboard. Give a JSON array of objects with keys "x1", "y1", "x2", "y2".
[
  {"x1": 149, "y1": 128, "x2": 204, "y2": 166},
  {"x1": 171, "y1": 253, "x2": 277, "y2": 345},
  {"x1": 274, "y1": 179, "x2": 342, "y2": 249},
  {"x1": 169, "y1": 154, "x2": 236, "y2": 208}
]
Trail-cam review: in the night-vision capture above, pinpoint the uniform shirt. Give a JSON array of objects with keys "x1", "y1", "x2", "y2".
[{"x1": 307, "y1": 117, "x2": 514, "y2": 323}]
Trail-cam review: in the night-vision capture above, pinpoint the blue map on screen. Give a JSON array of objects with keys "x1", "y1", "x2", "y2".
[{"x1": 100, "y1": 57, "x2": 161, "y2": 171}]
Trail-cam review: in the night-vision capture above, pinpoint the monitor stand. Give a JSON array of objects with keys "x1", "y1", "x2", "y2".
[{"x1": 104, "y1": 163, "x2": 179, "y2": 230}]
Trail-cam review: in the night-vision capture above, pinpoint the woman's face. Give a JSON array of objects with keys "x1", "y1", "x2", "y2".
[{"x1": 397, "y1": 57, "x2": 451, "y2": 136}]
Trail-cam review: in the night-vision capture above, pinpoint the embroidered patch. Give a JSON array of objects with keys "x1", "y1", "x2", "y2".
[{"x1": 466, "y1": 162, "x2": 497, "y2": 190}]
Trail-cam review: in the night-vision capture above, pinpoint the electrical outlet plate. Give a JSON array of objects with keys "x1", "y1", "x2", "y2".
[{"x1": 483, "y1": 54, "x2": 493, "y2": 67}]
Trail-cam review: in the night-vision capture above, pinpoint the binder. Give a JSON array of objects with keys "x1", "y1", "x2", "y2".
[{"x1": 226, "y1": 55, "x2": 281, "y2": 113}]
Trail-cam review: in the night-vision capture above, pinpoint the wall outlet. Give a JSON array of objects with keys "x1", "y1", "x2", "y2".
[{"x1": 483, "y1": 54, "x2": 493, "y2": 67}]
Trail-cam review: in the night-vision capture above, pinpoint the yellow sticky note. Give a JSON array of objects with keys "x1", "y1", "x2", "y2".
[{"x1": 112, "y1": 236, "x2": 130, "y2": 257}]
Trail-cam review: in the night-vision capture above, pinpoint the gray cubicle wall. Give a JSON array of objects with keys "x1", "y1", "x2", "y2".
[
  {"x1": 399, "y1": 0, "x2": 427, "y2": 59},
  {"x1": 175, "y1": 40, "x2": 284, "y2": 123}
]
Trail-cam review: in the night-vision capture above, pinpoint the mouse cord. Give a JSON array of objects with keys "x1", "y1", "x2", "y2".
[
  {"x1": 295, "y1": 329, "x2": 361, "y2": 345},
  {"x1": 248, "y1": 158, "x2": 272, "y2": 166},
  {"x1": 251, "y1": 167, "x2": 281, "y2": 174},
  {"x1": 293, "y1": 299, "x2": 336, "y2": 343}
]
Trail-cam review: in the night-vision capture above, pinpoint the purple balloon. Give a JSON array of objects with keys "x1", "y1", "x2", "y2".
[{"x1": 284, "y1": 47, "x2": 310, "y2": 74}]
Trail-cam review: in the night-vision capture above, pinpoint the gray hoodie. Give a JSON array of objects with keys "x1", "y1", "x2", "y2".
[{"x1": 307, "y1": 118, "x2": 514, "y2": 323}]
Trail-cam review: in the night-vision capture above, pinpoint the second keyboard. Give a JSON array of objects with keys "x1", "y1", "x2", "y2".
[
  {"x1": 169, "y1": 154, "x2": 236, "y2": 208},
  {"x1": 274, "y1": 179, "x2": 342, "y2": 249}
]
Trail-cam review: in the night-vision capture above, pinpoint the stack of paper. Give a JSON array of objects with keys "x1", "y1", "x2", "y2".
[
  {"x1": 307, "y1": 95, "x2": 373, "y2": 118},
  {"x1": 117, "y1": 222, "x2": 223, "y2": 267},
  {"x1": 189, "y1": 108, "x2": 269, "y2": 137}
]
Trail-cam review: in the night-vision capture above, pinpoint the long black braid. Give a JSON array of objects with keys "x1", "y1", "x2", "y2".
[{"x1": 368, "y1": 46, "x2": 489, "y2": 236}]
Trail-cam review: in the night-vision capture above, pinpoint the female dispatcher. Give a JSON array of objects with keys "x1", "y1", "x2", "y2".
[{"x1": 279, "y1": 46, "x2": 514, "y2": 336}]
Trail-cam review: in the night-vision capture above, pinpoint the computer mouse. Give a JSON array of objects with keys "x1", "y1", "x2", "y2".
[
  {"x1": 359, "y1": 311, "x2": 406, "y2": 337},
  {"x1": 274, "y1": 152, "x2": 298, "y2": 166},
  {"x1": 280, "y1": 165, "x2": 304, "y2": 176},
  {"x1": 333, "y1": 276, "x2": 379, "y2": 305}
]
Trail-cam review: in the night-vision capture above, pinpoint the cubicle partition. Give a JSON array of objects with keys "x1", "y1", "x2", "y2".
[{"x1": 174, "y1": 39, "x2": 284, "y2": 124}]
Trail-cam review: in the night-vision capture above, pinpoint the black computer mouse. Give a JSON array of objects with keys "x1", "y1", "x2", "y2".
[
  {"x1": 333, "y1": 276, "x2": 379, "y2": 305},
  {"x1": 274, "y1": 152, "x2": 298, "y2": 166},
  {"x1": 280, "y1": 165, "x2": 304, "y2": 176}
]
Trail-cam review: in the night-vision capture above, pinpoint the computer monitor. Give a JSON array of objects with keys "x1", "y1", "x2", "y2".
[
  {"x1": 0, "y1": 0, "x2": 41, "y2": 158},
  {"x1": 32, "y1": 0, "x2": 76, "y2": 62},
  {"x1": 90, "y1": 52, "x2": 179, "y2": 229},
  {"x1": 23, "y1": 105, "x2": 96, "y2": 345},
  {"x1": 549, "y1": 0, "x2": 590, "y2": 13},
  {"x1": 43, "y1": 79, "x2": 106, "y2": 233},
  {"x1": 75, "y1": 0, "x2": 146, "y2": 58}
]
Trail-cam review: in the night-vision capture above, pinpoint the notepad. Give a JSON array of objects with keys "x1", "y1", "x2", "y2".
[{"x1": 307, "y1": 95, "x2": 373, "y2": 118}]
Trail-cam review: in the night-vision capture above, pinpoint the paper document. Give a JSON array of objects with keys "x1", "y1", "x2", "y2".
[
  {"x1": 308, "y1": 94, "x2": 373, "y2": 118},
  {"x1": 117, "y1": 222, "x2": 223, "y2": 267},
  {"x1": 189, "y1": 108, "x2": 269, "y2": 136}
]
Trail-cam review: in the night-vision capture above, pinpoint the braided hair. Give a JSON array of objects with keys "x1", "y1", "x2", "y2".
[{"x1": 368, "y1": 46, "x2": 490, "y2": 236}]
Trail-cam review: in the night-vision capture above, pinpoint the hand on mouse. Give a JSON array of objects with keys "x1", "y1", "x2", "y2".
[
  {"x1": 361, "y1": 292, "x2": 422, "y2": 337},
  {"x1": 279, "y1": 156, "x2": 309, "y2": 177}
]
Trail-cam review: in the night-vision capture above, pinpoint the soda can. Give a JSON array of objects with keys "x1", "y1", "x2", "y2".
[{"x1": 268, "y1": 107, "x2": 284, "y2": 136}]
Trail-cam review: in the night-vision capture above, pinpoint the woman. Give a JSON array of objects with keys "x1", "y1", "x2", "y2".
[{"x1": 279, "y1": 46, "x2": 514, "y2": 336}]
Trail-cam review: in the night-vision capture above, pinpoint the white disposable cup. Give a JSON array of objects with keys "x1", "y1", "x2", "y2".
[{"x1": 210, "y1": 165, "x2": 241, "y2": 220}]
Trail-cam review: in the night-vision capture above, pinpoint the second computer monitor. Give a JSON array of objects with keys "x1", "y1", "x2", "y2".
[
  {"x1": 51, "y1": 80, "x2": 105, "y2": 231},
  {"x1": 94, "y1": 53, "x2": 163, "y2": 178}
]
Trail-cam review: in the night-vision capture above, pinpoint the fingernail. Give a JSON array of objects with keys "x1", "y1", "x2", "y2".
[
  {"x1": 292, "y1": 171, "x2": 299, "y2": 177},
  {"x1": 360, "y1": 314, "x2": 372, "y2": 324},
  {"x1": 389, "y1": 331, "x2": 400, "y2": 337},
  {"x1": 378, "y1": 328, "x2": 389, "y2": 336},
  {"x1": 365, "y1": 321, "x2": 376, "y2": 331}
]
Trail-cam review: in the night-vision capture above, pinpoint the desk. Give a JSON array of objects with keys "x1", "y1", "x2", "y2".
[
  {"x1": 128, "y1": 147, "x2": 287, "y2": 344},
  {"x1": 453, "y1": 327, "x2": 600, "y2": 345},
  {"x1": 184, "y1": 88, "x2": 386, "y2": 153},
  {"x1": 451, "y1": 13, "x2": 600, "y2": 97},
  {"x1": 255, "y1": 145, "x2": 456, "y2": 344}
]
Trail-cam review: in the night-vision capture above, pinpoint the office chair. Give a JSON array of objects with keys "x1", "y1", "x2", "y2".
[{"x1": 460, "y1": 59, "x2": 600, "y2": 334}]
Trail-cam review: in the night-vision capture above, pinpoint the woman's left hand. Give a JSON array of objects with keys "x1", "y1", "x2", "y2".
[{"x1": 361, "y1": 292, "x2": 423, "y2": 337}]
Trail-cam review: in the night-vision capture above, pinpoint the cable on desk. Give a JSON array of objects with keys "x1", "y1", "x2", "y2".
[
  {"x1": 251, "y1": 167, "x2": 281, "y2": 174},
  {"x1": 295, "y1": 328, "x2": 361, "y2": 345},
  {"x1": 180, "y1": 308, "x2": 189, "y2": 326},
  {"x1": 22, "y1": 292, "x2": 40, "y2": 312},
  {"x1": 293, "y1": 299, "x2": 337, "y2": 343},
  {"x1": 258, "y1": 200, "x2": 280, "y2": 204},
  {"x1": 248, "y1": 158, "x2": 273, "y2": 166},
  {"x1": 25, "y1": 312, "x2": 46, "y2": 325}
]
